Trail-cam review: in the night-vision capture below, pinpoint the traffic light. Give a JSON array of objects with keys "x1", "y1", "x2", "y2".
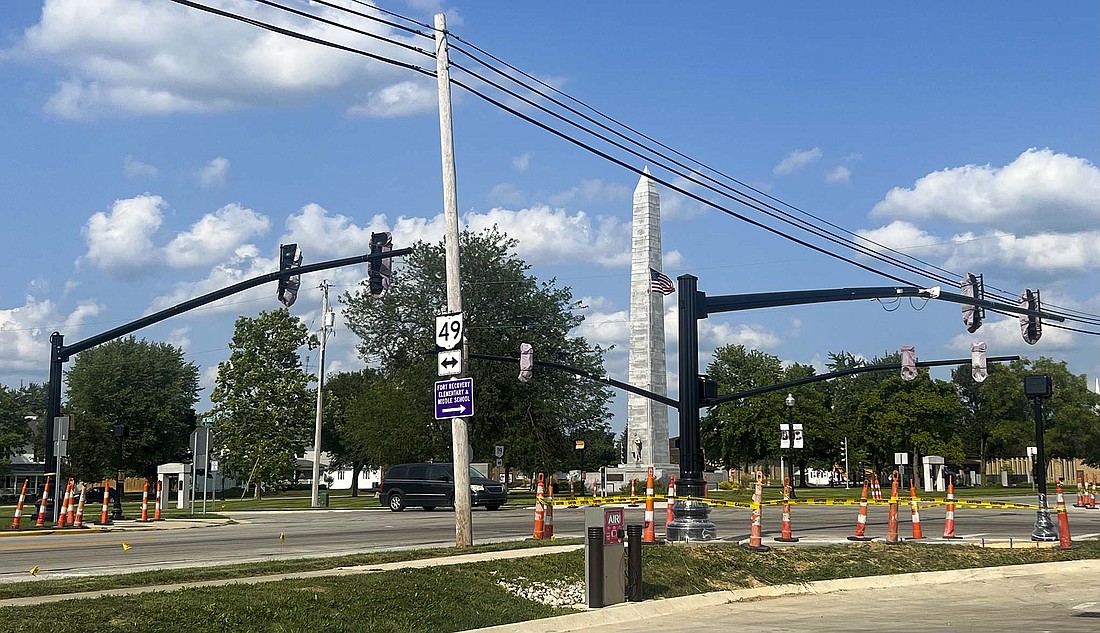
[
  {"x1": 971, "y1": 342, "x2": 987, "y2": 383},
  {"x1": 900, "y1": 345, "x2": 917, "y2": 381},
  {"x1": 1019, "y1": 288, "x2": 1042, "y2": 345},
  {"x1": 369, "y1": 232, "x2": 392, "y2": 298},
  {"x1": 840, "y1": 438, "x2": 848, "y2": 463},
  {"x1": 960, "y1": 273, "x2": 984, "y2": 333},
  {"x1": 518, "y1": 343, "x2": 533, "y2": 382},
  {"x1": 277, "y1": 243, "x2": 302, "y2": 307}
]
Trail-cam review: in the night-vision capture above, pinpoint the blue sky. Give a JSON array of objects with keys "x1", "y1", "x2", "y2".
[{"x1": 1, "y1": 1, "x2": 1098, "y2": 436}]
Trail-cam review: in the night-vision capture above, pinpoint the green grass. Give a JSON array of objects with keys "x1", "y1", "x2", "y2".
[{"x1": 2, "y1": 540, "x2": 1098, "y2": 633}]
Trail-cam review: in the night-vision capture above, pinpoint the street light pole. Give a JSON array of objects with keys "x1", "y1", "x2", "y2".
[{"x1": 785, "y1": 393, "x2": 796, "y2": 499}]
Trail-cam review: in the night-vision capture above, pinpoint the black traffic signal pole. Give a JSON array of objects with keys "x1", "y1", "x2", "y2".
[
  {"x1": 670, "y1": 275, "x2": 1061, "y2": 541},
  {"x1": 43, "y1": 248, "x2": 410, "y2": 521}
]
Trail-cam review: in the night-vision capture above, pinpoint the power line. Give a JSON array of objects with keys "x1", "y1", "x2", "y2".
[{"x1": 169, "y1": 0, "x2": 1100, "y2": 335}]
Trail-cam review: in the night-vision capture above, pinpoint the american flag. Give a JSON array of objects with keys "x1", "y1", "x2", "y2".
[{"x1": 649, "y1": 268, "x2": 675, "y2": 295}]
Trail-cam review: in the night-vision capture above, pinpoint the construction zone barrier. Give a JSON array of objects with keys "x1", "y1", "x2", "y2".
[
  {"x1": 532, "y1": 473, "x2": 546, "y2": 539},
  {"x1": 73, "y1": 485, "x2": 87, "y2": 529},
  {"x1": 139, "y1": 480, "x2": 151, "y2": 522},
  {"x1": 1055, "y1": 481, "x2": 1072, "y2": 549},
  {"x1": 774, "y1": 477, "x2": 798, "y2": 543},
  {"x1": 942, "y1": 476, "x2": 961, "y2": 539},
  {"x1": 34, "y1": 476, "x2": 52, "y2": 528},
  {"x1": 154, "y1": 480, "x2": 164, "y2": 521},
  {"x1": 642, "y1": 467, "x2": 656, "y2": 543},
  {"x1": 885, "y1": 470, "x2": 900, "y2": 544},
  {"x1": 741, "y1": 471, "x2": 769, "y2": 552},
  {"x1": 10, "y1": 479, "x2": 29, "y2": 530},
  {"x1": 909, "y1": 481, "x2": 924, "y2": 539},
  {"x1": 95, "y1": 480, "x2": 113, "y2": 526},
  {"x1": 847, "y1": 478, "x2": 873, "y2": 541}
]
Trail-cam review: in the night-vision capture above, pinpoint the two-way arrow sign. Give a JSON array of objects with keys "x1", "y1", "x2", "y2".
[{"x1": 437, "y1": 349, "x2": 462, "y2": 376}]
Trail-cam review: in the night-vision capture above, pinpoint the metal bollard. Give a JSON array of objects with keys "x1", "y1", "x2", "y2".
[
  {"x1": 586, "y1": 526, "x2": 604, "y2": 608},
  {"x1": 626, "y1": 524, "x2": 643, "y2": 602}
]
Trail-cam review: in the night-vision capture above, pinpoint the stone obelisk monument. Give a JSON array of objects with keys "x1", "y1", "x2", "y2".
[{"x1": 625, "y1": 168, "x2": 671, "y2": 468}]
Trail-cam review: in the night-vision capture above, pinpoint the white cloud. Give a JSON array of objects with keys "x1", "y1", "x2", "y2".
[
  {"x1": 283, "y1": 203, "x2": 388, "y2": 258},
  {"x1": 488, "y1": 183, "x2": 525, "y2": 206},
  {"x1": 871, "y1": 148, "x2": 1100, "y2": 234},
  {"x1": 167, "y1": 326, "x2": 190, "y2": 351},
  {"x1": 146, "y1": 244, "x2": 271, "y2": 315},
  {"x1": 199, "y1": 157, "x2": 229, "y2": 189},
  {"x1": 165, "y1": 203, "x2": 270, "y2": 268},
  {"x1": 467, "y1": 205, "x2": 631, "y2": 267},
  {"x1": 773, "y1": 147, "x2": 823, "y2": 176},
  {"x1": 347, "y1": 80, "x2": 438, "y2": 118},
  {"x1": 80, "y1": 194, "x2": 165, "y2": 275},
  {"x1": 0, "y1": 296, "x2": 103, "y2": 374},
  {"x1": 15, "y1": 0, "x2": 428, "y2": 120},
  {"x1": 825, "y1": 165, "x2": 851, "y2": 184},
  {"x1": 123, "y1": 156, "x2": 157, "y2": 178},
  {"x1": 855, "y1": 220, "x2": 949, "y2": 259},
  {"x1": 512, "y1": 152, "x2": 532, "y2": 171},
  {"x1": 548, "y1": 180, "x2": 631, "y2": 207},
  {"x1": 659, "y1": 174, "x2": 709, "y2": 220}
]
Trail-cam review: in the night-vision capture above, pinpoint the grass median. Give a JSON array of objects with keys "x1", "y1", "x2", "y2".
[{"x1": 2, "y1": 540, "x2": 1098, "y2": 633}]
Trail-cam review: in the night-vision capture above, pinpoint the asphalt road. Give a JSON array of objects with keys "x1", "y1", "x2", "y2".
[{"x1": 2, "y1": 499, "x2": 1099, "y2": 582}]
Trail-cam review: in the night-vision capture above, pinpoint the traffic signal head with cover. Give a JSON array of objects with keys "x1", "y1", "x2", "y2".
[
  {"x1": 277, "y1": 243, "x2": 303, "y2": 307},
  {"x1": 369, "y1": 232, "x2": 393, "y2": 298},
  {"x1": 900, "y1": 345, "x2": 917, "y2": 381},
  {"x1": 1019, "y1": 288, "x2": 1042, "y2": 345},
  {"x1": 518, "y1": 342, "x2": 533, "y2": 382},
  {"x1": 961, "y1": 273, "x2": 984, "y2": 333},
  {"x1": 971, "y1": 342, "x2": 987, "y2": 383}
]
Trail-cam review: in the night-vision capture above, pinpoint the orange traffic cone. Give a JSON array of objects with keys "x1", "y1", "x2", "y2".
[
  {"x1": 154, "y1": 480, "x2": 164, "y2": 521},
  {"x1": 909, "y1": 481, "x2": 923, "y2": 539},
  {"x1": 545, "y1": 476, "x2": 555, "y2": 539},
  {"x1": 1074, "y1": 473, "x2": 1086, "y2": 507},
  {"x1": 532, "y1": 473, "x2": 545, "y2": 539},
  {"x1": 95, "y1": 481, "x2": 113, "y2": 526},
  {"x1": 567, "y1": 479, "x2": 577, "y2": 509},
  {"x1": 741, "y1": 472, "x2": 770, "y2": 552},
  {"x1": 56, "y1": 480, "x2": 72, "y2": 528},
  {"x1": 73, "y1": 485, "x2": 87, "y2": 528},
  {"x1": 10, "y1": 479, "x2": 29, "y2": 530},
  {"x1": 872, "y1": 475, "x2": 883, "y2": 501},
  {"x1": 65, "y1": 478, "x2": 76, "y2": 527},
  {"x1": 1090, "y1": 475, "x2": 1097, "y2": 510},
  {"x1": 138, "y1": 481, "x2": 151, "y2": 522},
  {"x1": 847, "y1": 479, "x2": 873, "y2": 541},
  {"x1": 34, "y1": 476, "x2": 52, "y2": 528},
  {"x1": 628, "y1": 479, "x2": 639, "y2": 507},
  {"x1": 885, "y1": 471, "x2": 901, "y2": 544},
  {"x1": 642, "y1": 467, "x2": 656, "y2": 543},
  {"x1": 774, "y1": 477, "x2": 799, "y2": 542},
  {"x1": 1055, "y1": 482, "x2": 1073, "y2": 549},
  {"x1": 665, "y1": 476, "x2": 677, "y2": 535},
  {"x1": 942, "y1": 476, "x2": 961, "y2": 539}
]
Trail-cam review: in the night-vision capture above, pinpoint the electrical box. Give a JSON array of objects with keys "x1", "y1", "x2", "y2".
[{"x1": 585, "y1": 506, "x2": 625, "y2": 606}]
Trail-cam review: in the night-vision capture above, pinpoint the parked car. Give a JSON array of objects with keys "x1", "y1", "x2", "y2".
[
  {"x1": 83, "y1": 486, "x2": 120, "y2": 504},
  {"x1": 379, "y1": 463, "x2": 507, "y2": 512}
]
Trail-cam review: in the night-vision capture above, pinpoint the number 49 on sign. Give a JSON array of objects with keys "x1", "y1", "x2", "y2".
[{"x1": 435, "y1": 312, "x2": 464, "y2": 350}]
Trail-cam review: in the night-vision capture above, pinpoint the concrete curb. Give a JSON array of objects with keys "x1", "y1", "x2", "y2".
[
  {"x1": 463, "y1": 558, "x2": 1100, "y2": 633},
  {"x1": 0, "y1": 519, "x2": 232, "y2": 538}
]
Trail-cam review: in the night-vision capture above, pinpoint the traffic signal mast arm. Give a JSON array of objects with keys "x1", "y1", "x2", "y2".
[
  {"x1": 699, "y1": 285, "x2": 1064, "y2": 322},
  {"x1": 55, "y1": 247, "x2": 411, "y2": 359},
  {"x1": 467, "y1": 353, "x2": 678, "y2": 408},
  {"x1": 704, "y1": 355, "x2": 1020, "y2": 408}
]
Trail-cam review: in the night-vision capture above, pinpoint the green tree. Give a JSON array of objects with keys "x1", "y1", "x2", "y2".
[
  {"x1": 0, "y1": 386, "x2": 32, "y2": 474},
  {"x1": 342, "y1": 227, "x2": 613, "y2": 474},
  {"x1": 65, "y1": 337, "x2": 199, "y2": 481},
  {"x1": 211, "y1": 309, "x2": 313, "y2": 497}
]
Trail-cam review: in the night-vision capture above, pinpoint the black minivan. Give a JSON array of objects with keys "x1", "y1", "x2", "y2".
[{"x1": 380, "y1": 463, "x2": 507, "y2": 512}]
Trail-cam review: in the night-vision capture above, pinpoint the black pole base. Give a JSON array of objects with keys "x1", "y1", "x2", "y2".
[
  {"x1": 846, "y1": 535, "x2": 874, "y2": 542},
  {"x1": 942, "y1": 535, "x2": 963, "y2": 540},
  {"x1": 1031, "y1": 509, "x2": 1058, "y2": 542},
  {"x1": 740, "y1": 542, "x2": 771, "y2": 553},
  {"x1": 773, "y1": 536, "x2": 799, "y2": 543}
]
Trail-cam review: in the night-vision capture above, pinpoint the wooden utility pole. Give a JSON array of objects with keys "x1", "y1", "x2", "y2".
[
  {"x1": 310, "y1": 280, "x2": 332, "y2": 508},
  {"x1": 435, "y1": 12, "x2": 472, "y2": 547}
]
